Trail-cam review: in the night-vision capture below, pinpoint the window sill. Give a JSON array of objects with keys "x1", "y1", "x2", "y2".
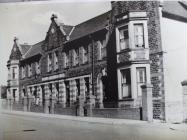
[{"x1": 119, "y1": 98, "x2": 134, "y2": 101}]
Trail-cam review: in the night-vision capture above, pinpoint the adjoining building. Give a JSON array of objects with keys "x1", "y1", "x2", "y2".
[{"x1": 6, "y1": 1, "x2": 187, "y2": 122}]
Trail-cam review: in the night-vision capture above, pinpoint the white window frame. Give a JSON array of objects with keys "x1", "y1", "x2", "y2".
[
  {"x1": 96, "y1": 41, "x2": 102, "y2": 60},
  {"x1": 83, "y1": 46, "x2": 88, "y2": 64},
  {"x1": 28, "y1": 64, "x2": 32, "y2": 77},
  {"x1": 129, "y1": 20, "x2": 148, "y2": 49},
  {"x1": 35, "y1": 62, "x2": 40, "y2": 75},
  {"x1": 65, "y1": 52, "x2": 69, "y2": 68},
  {"x1": 54, "y1": 51, "x2": 59, "y2": 70},
  {"x1": 120, "y1": 69, "x2": 131, "y2": 98},
  {"x1": 74, "y1": 48, "x2": 79, "y2": 66},
  {"x1": 136, "y1": 67, "x2": 146, "y2": 96},
  {"x1": 48, "y1": 53, "x2": 52, "y2": 72},
  {"x1": 116, "y1": 23, "x2": 129, "y2": 53},
  {"x1": 22, "y1": 66, "x2": 26, "y2": 78},
  {"x1": 116, "y1": 18, "x2": 148, "y2": 53}
]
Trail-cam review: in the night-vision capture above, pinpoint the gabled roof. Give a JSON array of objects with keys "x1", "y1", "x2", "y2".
[
  {"x1": 69, "y1": 11, "x2": 110, "y2": 41},
  {"x1": 163, "y1": 1, "x2": 187, "y2": 22},
  {"x1": 9, "y1": 40, "x2": 22, "y2": 60},
  {"x1": 24, "y1": 41, "x2": 44, "y2": 59}
]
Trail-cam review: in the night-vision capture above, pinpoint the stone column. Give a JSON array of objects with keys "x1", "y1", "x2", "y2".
[
  {"x1": 86, "y1": 95, "x2": 96, "y2": 117},
  {"x1": 141, "y1": 84, "x2": 153, "y2": 122},
  {"x1": 36, "y1": 86, "x2": 40, "y2": 105},
  {"x1": 44, "y1": 84, "x2": 50, "y2": 114},
  {"x1": 96, "y1": 77, "x2": 104, "y2": 108},
  {"x1": 7, "y1": 90, "x2": 13, "y2": 110},
  {"x1": 28, "y1": 87, "x2": 34, "y2": 112},
  {"x1": 59, "y1": 80, "x2": 66, "y2": 107},
  {"x1": 51, "y1": 83, "x2": 57, "y2": 114},
  {"x1": 182, "y1": 80, "x2": 187, "y2": 122},
  {"x1": 23, "y1": 96, "x2": 28, "y2": 112},
  {"x1": 78, "y1": 78, "x2": 86, "y2": 116},
  {"x1": 70, "y1": 80, "x2": 76, "y2": 107}
]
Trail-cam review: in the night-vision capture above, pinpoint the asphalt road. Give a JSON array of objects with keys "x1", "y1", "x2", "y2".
[{"x1": 0, "y1": 112, "x2": 187, "y2": 140}]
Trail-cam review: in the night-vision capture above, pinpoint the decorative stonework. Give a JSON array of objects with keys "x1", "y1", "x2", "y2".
[{"x1": 118, "y1": 52, "x2": 130, "y2": 63}]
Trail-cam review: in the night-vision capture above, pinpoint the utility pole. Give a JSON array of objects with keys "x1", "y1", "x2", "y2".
[{"x1": 89, "y1": 34, "x2": 95, "y2": 96}]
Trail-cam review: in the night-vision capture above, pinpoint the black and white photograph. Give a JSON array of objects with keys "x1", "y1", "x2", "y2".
[{"x1": 0, "y1": 0, "x2": 187, "y2": 139}]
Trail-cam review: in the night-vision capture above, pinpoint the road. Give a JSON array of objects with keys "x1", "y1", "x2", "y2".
[{"x1": 0, "y1": 112, "x2": 187, "y2": 140}]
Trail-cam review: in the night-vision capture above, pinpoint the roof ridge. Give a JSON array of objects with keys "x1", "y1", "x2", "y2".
[{"x1": 74, "y1": 10, "x2": 111, "y2": 27}]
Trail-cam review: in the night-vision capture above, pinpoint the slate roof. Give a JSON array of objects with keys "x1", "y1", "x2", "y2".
[
  {"x1": 24, "y1": 41, "x2": 44, "y2": 59},
  {"x1": 69, "y1": 11, "x2": 110, "y2": 41},
  {"x1": 9, "y1": 42, "x2": 22, "y2": 60},
  {"x1": 163, "y1": 1, "x2": 187, "y2": 22},
  {"x1": 60, "y1": 24, "x2": 74, "y2": 36},
  {"x1": 19, "y1": 44, "x2": 31, "y2": 56}
]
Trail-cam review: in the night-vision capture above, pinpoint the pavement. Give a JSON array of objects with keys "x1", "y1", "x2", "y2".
[{"x1": 1, "y1": 109, "x2": 187, "y2": 132}]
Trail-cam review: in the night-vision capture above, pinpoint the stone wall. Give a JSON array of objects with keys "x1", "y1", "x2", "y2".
[
  {"x1": 54, "y1": 104, "x2": 77, "y2": 116},
  {"x1": 12, "y1": 101, "x2": 24, "y2": 111},
  {"x1": 92, "y1": 108, "x2": 141, "y2": 120}
]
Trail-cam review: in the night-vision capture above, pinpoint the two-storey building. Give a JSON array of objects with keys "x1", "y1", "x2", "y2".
[{"x1": 7, "y1": 1, "x2": 187, "y2": 122}]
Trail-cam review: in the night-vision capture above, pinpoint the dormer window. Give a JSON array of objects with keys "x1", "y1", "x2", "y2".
[
  {"x1": 54, "y1": 51, "x2": 59, "y2": 71},
  {"x1": 134, "y1": 24, "x2": 144, "y2": 48}
]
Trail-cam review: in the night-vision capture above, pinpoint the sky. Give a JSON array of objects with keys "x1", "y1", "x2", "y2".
[{"x1": 0, "y1": 0, "x2": 111, "y2": 86}]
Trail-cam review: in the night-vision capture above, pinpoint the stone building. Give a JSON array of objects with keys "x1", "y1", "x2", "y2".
[{"x1": 6, "y1": 1, "x2": 187, "y2": 122}]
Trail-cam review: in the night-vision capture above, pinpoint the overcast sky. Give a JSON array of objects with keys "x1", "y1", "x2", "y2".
[{"x1": 0, "y1": 1, "x2": 111, "y2": 86}]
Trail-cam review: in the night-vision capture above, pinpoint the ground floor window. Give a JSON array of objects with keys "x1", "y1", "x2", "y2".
[
  {"x1": 65, "y1": 81, "x2": 70, "y2": 107},
  {"x1": 13, "y1": 89, "x2": 17, "y2": 100},
  {"x1": 136, "y1": 67, "x2": 146, "y2": 96},
  {"x1": 121, "y1": 69, "x2": 131, "y2": 98}
]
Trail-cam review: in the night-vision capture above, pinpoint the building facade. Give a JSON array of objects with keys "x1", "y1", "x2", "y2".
[{"x1": 7, "y1": 1, "x2": 187, "y2": 122}]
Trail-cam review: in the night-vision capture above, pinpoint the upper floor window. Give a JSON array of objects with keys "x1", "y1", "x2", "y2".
[
  {"x1": 35, "y1": 62, "x2": 40, "y2": 75},
  {"x1": 83, "y1": 46, "x2": 88, "y2": 64},
  {"x1": 54, "y1": 51, "x2": 59, "y2": 71},
  {"x1": 48, "y1": 53, "x2": 52, "y2": 72},
  {"x1": 12, "y1": 67, "x2": 17, "y2": 79},
  {"x1": 73, "y1": 49, "x2": 79, "y2": 66},
  {"x1": 134, "y1": 24, "x2": 144, "y2": 48},
  {"x1": 64, "y1": 51, "x2": 69, "y2": 68},
  {"x1": 119, "y1": 25, "x2": 129, "y2": 50},
  {"x1": 28, "y1": 64, "x2": 32, "y2": 77},
  {"x1": 96, "y1": 41, "x2": 103, "y2": 60},
  {"x1": 101, "y1": 39, "x2": 106, "y2": 59},
  {"x1": 22, "y1": 66, "x2": 26, "y2": 78}
]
